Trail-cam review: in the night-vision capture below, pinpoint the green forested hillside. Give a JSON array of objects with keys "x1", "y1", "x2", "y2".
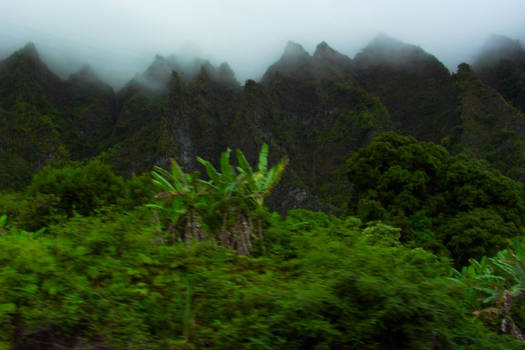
[
  {"x1": 2, "y1": 36, "x2": 525, "y2": 348},
  {"x1": 447, "y1": 63, "x2": 525, "y2": 182},
  {"x1": 0, "y1": 43, "x2": 69, "y2": 189},
  {"x1": 3, "y1": 37, "x2": 525, "y2": 211},
  {"x1": 474, "y1": 35, "x2": 525, "y2": 114},
  {"x1": 351, "y1": 34, "x2": 460, "y2": 142}
]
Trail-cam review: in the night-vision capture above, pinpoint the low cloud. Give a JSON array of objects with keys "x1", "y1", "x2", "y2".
[{"x1": 1, "y1": 0, "x2": 524, "y2": 89}]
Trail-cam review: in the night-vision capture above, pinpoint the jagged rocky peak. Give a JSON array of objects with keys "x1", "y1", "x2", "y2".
[
  {"x1": 261, "y1": 41, "x2": 313, "y2": 83},
  {"x1": 262, "y1": 40, "x2": 355, "y2": 83},
  {"x1": 475, "y1": 34, "x2": 525, "y2": 68},
  {"x1": 127, "y1": 54, "x2": 182, "y2": 92},
  {"x1": 130, "y1": 53, "x2": 240, "y2": 91},
  {"x1": 281, "y1": 41, "x2": 310, "y2": 63},
  {"x1": 69, "y1": 64, "x2": 99, "y2": 82},
  {"x1": 4, "y1": 41, "x2": 44, "y2": 68},
  {"x1": 313, "y1": 41, "x2": 347, "y2": 61},
  {"x1": 142, "y1": 55, "x2": 177, "y2": 82},
  {"x1": 0, "y1": 41, "x2": 61, "y2": 92},
  {"x1": 66, "y1": 64, "x2": 113, "y2": 93},
  {"x1": 192, "y1": 60, "x2": 240, "y2": 88},
  {"x1": 313, "y1": 41, "x2": 352, "y2": 69},
  {"x1": 200, "y1": 60, "x2": 215, "y2": 74},
  {"x1": 20, "y1": 42, "x2": 39, "y2": 59},
  {"x1": 354, "y1": 34, "x2": 434, "y2": 68},
  {"x1": 216, "y1": 62, "x2": 239, "y2": 86}
]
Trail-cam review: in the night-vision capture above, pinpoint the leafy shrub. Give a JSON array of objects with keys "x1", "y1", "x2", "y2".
[
  {"x1": 0, "y1": 208, "x2": 520, "y2": 348},
  {"x1": 0, "y1": 160, "x2": 154, "y2": 230},
  {"x1": 452, "y1": 239, "x2": 525, "y2": 341},
  {"x1": 29, "y1": 159, "x2": 125, "y2": 217},
  {"x1": 346, "y1": 132, "x2": 525, "y2": 265}
]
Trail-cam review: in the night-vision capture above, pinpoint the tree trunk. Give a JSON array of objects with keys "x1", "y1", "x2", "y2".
[{"x1": 501, "y1": 290, "x2": 525, "y2": 341}]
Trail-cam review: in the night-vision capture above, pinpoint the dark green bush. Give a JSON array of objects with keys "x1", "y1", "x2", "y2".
[
  {"x1": 0, "y1": 208, "x2": 521, "y2": 349},
  {"x1": 0, "y1": 160, "x2": 154, "y2": 230},
  {"x1": 28, "y1": 159, "x2": 125, "y2": 217},
  {"x1": 346, "y1": 132, "x2": 525, "y2": 265}
]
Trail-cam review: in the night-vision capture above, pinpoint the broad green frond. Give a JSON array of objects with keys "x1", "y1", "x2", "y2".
[
  {"x1": 220, "y1": 148, "x2": 235, "y2": 181},
  {"x1": 197, "y1": 157, "x2": 220, "y2": 184},
  {"x1": 151, "y1": 170, "x2": 176, "y2": 193},
  {"x1": 258, "y1": 143, "x2": 268, "y2": 174}
]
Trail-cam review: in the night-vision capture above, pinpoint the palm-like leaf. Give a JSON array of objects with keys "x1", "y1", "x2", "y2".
[
  {"x1": 197, "y1": 157, "x2": 220, "y2": 184},
  {"x1": 257, "y1": 143, "x2": 268, "y2": 174},
  {"x1": 220, "y1": 148, "x2": 235, "y2": 181}
]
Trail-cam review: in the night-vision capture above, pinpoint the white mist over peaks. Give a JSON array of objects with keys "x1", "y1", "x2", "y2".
[{"x1": 1, "y1": 0, "x2": 524, "y2": 89}]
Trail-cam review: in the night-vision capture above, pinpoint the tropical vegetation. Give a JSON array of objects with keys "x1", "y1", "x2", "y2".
[{"x1": 0, "y1": 141, "x2": 525, "y2": 348}]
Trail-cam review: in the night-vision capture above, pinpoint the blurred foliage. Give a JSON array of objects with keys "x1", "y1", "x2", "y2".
[
  {"x1": 346, "y1": 132, "x2": 525, "y2": 266},
  {"x1": 0, "y1": 143, "x2": 524, "y2": 348},
  {"x1": 0, "y1": 159, "x2": 153, "y2": 231},
  {"x1": 0, "y1": 208, "x2": 521, "y2": 349},
  {"x1": 452, "y1": 239, "x2": 525, "y2": 341}
]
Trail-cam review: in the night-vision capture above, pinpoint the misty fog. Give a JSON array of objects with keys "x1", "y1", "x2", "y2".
[{"x1": 1, "y1": 0, "x2": 524, "y2": 89}]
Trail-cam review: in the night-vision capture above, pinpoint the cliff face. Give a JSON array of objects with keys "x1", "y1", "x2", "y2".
[{"x1": 2, "y1": 36, "x2": 525, "y2": 211}]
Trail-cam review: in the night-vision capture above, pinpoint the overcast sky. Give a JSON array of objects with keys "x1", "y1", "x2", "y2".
[{"x1": 1, "y1": 0, "x2": 524, "y2": 88}]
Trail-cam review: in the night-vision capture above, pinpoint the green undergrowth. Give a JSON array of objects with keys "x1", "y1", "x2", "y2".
[
  {"x1": 1, "y1": 142, "x2": 524, "y2": 348},
  {"x1": 0, "y1": 208, "x2": 521, "y2": 349}
]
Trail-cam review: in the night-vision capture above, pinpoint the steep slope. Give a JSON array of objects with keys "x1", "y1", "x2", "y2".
[
  {"x1": 59, "y1": 65, "x2": 115, "y2": 159},
  {"x1": 0, "y1": 43, "x2": 62, "y2": 111},
  {"x1": 108, "y1": 42, "x2": 390, "y2": 212},
  {"x1": 0, "y1": 43, "x2": 68, "y2": 188},
  {"x1": 312, "y1": 41, "x2": 353, "y2": 80},
  {"x1": 352, "y1": 34, "x2": 460, "y2": 142},
  {"x1": 446, "y1": 63, "x2": 525, "y2": 182},
  {"x1": 474, "y1": 35, "x2": 525, "y2": 114},
  {"x1": 261, "y1": 41, "x2": 315, "y2": 84},
  {"x1": 235, "y1": 42, "x2": 391, "y2": 211},
  {"x1": 108, "y1": 57, "x2": 241, "y2": 175},
  {"x1": 262, "y1": 41, "x2": 353, "y2": 84},
  {"x1": 3, "y1": 38, "x2": 525, "y2": 213}
]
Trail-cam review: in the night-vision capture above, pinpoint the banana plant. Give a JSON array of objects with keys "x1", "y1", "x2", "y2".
[
  {"x1": 236, "y1": 143, "x2": 288, "y2": 211},
  {"x1": 489, "y1": 240, "x2": 525, "y2": 299},
  {"x1": 452, "y1": 239, "x2": 525, "y2": 340},
  {"x1": 147, "y1": 144, "x2": 287, "y2": 254},
  {"x1": 196, "y1": 148, "x2": 259, "y2": 254},
  {"x1": 196, "y1": 148, "x2": 246, "y2": 215},
  {"x1": 147, "y1": 159, "x2": 206, "y2": 241}
]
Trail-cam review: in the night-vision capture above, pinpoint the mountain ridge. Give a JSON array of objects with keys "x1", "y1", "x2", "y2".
[{"x1": 1, "y1": 35, "x2": 525, "y2": 212}]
